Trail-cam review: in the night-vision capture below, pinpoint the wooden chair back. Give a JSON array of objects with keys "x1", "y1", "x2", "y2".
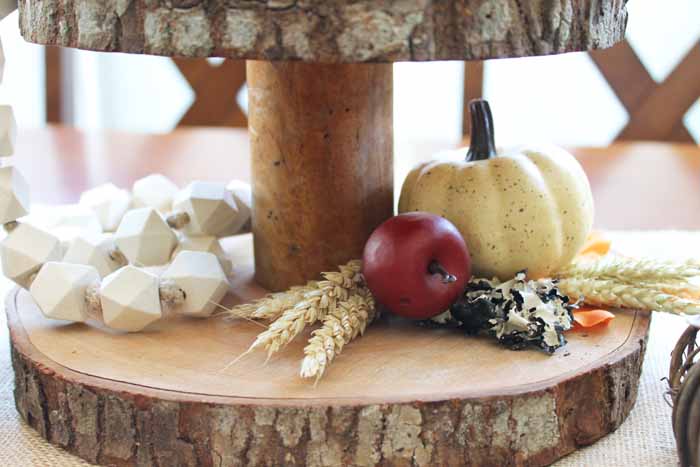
[
  {"x1": 45, "y1": 52, "x2": 248, "y2": 128},
  {"x1": 46, "y1": 39, "x2": 700, "y2": 140},
  {"x1": 463, "y1": 40, "x2": 700, "y2": 143}
]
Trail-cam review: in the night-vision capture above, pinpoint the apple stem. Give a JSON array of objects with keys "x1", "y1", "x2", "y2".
[{"x1": 428, "y1": 260, "x2": 457, "y2": 284}]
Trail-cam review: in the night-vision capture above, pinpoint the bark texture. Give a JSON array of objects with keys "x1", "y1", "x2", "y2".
[
  {"x1": 9, "y1": 310, "x2": 648, "y2": 466},
  {"x1": 18, "y1": 0, "x2": 628, "y2": 62}
]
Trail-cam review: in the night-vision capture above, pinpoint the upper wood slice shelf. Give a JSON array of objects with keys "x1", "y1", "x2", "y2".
[{"x1": 19, "y1": 0, "x2": 628, "y2": 62}]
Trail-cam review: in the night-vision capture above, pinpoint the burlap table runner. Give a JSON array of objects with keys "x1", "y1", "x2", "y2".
[{"x1": 0, "y1": 231, "x2": 690, "y2": 466}]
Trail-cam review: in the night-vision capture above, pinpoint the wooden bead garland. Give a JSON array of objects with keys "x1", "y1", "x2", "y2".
[
  {"x1": 0, "y1": 35, "x2": 252, "y2": 332},
  {"x1": 4, "y1": 195, "x2": 248, "y2": 332}
]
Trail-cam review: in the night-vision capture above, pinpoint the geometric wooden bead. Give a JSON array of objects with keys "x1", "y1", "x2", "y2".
[
  {"x1": 0, "y1": 105, "x2": 17, "y2": 157},
  {"x1": 161, "y1": 250, "x2": 228, "y2": 318},
  {"x1": 50, "y1": 204, "x2": 103, "y2": 242},
  {"x1": 99, "y1": 265, "x2": 162, "y2": 332},
  {"x1": 0, "y1": 166, "x2": 30, "y2": 224},
  {"x1": 226, "y1": 179, "x2": 252, "y2": 232},
  {"x1": 24, "y1": 203, "x2": 103, "y2": 245},
  {"x1": 63, "y1": 233, "x2": 123, "y2": 278},
  {"x1": 0, "y1": 37, "x2": 4, "y2": 85},
  {"x1": 79, "y1": 183, "x2": 131, "y2": 232},
  {"x1": 172, "y1": 235, "x2": 231, "y2": 276},
  {"x1": 132, "y1": 173, "x2": 178, "y2": 214},
  {"x1": 171, "y1": 181, "x2": 242, "y2": 237},
  {"x1": 114, "y1": 207, "x2": 177, "y2": 266},
  {"x1": 0, "y1": 223, "x2": 62, "y2": 288},
  {"x1": 29, "y1": 262, "x2": 100, "y2": 322}
]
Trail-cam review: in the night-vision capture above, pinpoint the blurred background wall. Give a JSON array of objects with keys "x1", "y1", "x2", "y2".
[{"x1": 1, "y1": 0, "x2": 699, "y2": 148}]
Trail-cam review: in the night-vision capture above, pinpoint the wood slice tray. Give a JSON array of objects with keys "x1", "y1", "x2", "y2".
[{"x1": 7, "y1": 234, "x2": 649, "y2": 467}]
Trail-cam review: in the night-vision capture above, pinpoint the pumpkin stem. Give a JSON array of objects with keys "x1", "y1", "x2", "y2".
[
  {"x1": 428, "y1": 260, "x2": 457, "y2": 284},
  {"x1": 466, "y1": 99, "x2": 497, "y2": 162}
]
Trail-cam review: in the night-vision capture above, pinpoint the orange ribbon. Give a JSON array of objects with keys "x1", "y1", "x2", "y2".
[
  {"x1": 572, "y1": 306, "x2": 615, "y2": 330},
  {"x1": 569, "y1": 232, "x2": 615, "y2": 330}
]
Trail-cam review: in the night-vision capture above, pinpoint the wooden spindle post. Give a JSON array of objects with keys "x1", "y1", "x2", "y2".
[{"x1": 247, "y1": 61, "x2": 394, "y2": 291}]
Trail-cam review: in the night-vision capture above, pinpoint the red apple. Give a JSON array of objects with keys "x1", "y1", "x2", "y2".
[{"x1": 362, "y1": 212, "x2": 471, "y2": 319}]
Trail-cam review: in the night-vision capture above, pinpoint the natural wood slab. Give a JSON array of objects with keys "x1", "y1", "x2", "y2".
[
  {"x1": 19, "y1": 0, "x2": 628, "y2": 62},
  {"x1": 9, "y1": 234, "x2": 649, "y2": 466}
]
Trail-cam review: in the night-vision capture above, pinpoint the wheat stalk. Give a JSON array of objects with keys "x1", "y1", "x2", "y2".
[
  {"x1": 223, "y1": 261, "x2": 363, "y2": 322},
  {"x1": 300, "y1": 286, "x2": 377, "y2": 381},
  {"x1": 243, "y1": 260, "x2": 363, "y2": 360},
  {"x1": 222, "y1": 284, "x2": 313, "y2": 321},
  {"x1": 558, "y1": 277, "x2": 700, "y2": 316},
  {"x1": 637, "y1": 281, "x2": 700, "y2": 298},
  {"x1": 559, "y1": 257, "x2": 700, "y2": 284}
]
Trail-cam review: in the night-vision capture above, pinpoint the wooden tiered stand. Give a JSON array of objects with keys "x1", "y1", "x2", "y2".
[{"x1": 9, "y1": 1, "x2": 643, "y2": 466}]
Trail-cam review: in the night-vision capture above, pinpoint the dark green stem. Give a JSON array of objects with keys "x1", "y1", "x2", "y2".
[{"x1": 466, "y1": 98, "x2": 497, "y2": 162}]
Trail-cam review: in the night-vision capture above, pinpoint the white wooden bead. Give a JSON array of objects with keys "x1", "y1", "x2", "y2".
[
  {"x1": 0, "y1": 223, "x2": 62, "y2": 288},
  {"x1": 63, "y1": 233, "x2": 123, "y2": 278},
  {"x1": 50, "y1": 205, "x2": 103, "y2": 240},
  {"x1": 172, "y1": 181, "x2": 242, "y2": 237},
  {"x1": 30, "y1": 262, "x2": 99, "y2": 322},
  {"x1": 79, "y1": 183, "x2": 131, "y2": 232},
  {"x1": 0, "y1": 105, "x2": 17, "y2": 157},
  {"x1": 0, "y1": 36, "x2": 4, "y2": 84},
  {"x1": 99, "y1": 265, "x2": 162, "y2": 332},
  {"x1": 226, "y1": 179, "x2": 252, "y2": 232},
  {"x1": 0, "y1": 166, "x2": 29, "y2": 224},
  {"x1": 172, "y1": 235, "x2": 231, "y2": 275},
  {"x1": 114, "y1": 207, "x2": 177, "y2": 266},
  {"x1": 162, "y1": 251, "x2": 228, "y2": 318},
  {"x1": 132, "y1": 173, "x2": 178, "y2": 213},
  {"x1": 25, "y1": 203, "x2": 102, "y2": 243}
]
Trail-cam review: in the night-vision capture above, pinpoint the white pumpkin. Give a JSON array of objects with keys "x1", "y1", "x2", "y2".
[{"x1": 398, "y1": 100, "x2": 594, "y2": 280}]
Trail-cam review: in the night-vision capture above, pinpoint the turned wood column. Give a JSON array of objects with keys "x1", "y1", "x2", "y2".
[{"x1": 247, "y1": 61, "x2": 393, "y2": 291}]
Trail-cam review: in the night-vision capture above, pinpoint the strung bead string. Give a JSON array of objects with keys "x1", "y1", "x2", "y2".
[
  {"x1": 1, "y1": 182, "x2": 251, "y2": 332},
  {"x1": 84, "y1": 283, "x2": 103, "y2": 321},
  {"x1": 166, "y1": 211, "x2": 191, "y2": 229},
  {"x1": 107, "y1": 248, "x2": 128, "y2": 267}
]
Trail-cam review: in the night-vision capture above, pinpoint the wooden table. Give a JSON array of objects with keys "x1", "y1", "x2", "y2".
[
  {"x1": 6, "y1": 127, "x2": 698, "y2": 466},
  {"x1": 16, "y1": 126, "x2": 700, "y2": 230}
]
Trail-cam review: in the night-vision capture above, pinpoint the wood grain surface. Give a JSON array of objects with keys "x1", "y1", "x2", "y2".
[
  {"x1": 18, "y1": 0, "x2": 627, "y2": 62},
  {"x1": 12, "y1": 234, "x2": 646, "y2": 402},
  {"x1": 9, "y1": 233, "x2": 649, "y2": 466},
  {"x1": 247, "y1": 62, "x2": 393, "y2": 291}
]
